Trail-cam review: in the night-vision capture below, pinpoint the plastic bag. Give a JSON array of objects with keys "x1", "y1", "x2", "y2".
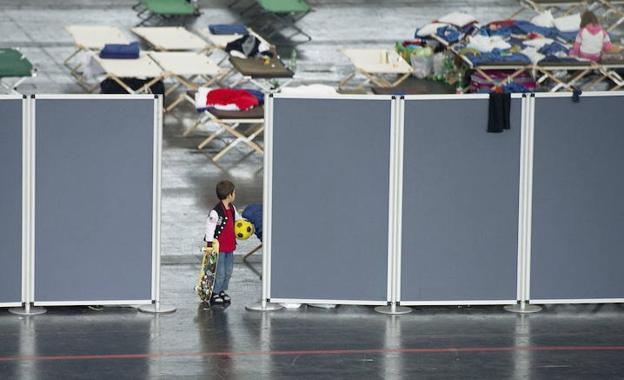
[
  {"x1": 410, "y1": 47, "x2": 433, "y2": 78},
  {"x1": 433, "y1": 52, "x2": 446, "y2": 77}
]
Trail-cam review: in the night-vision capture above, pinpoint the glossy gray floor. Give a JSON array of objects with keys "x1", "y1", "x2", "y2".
[
  {"x1": 2, "y1": 1, "x2": 624, "y2": 378},
  {"x1": 2, "y1": 263, "x2": 624, "y2": 379}
]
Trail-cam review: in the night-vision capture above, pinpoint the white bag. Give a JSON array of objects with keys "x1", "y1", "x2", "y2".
[{"x1": 410, "y1": 52, "x2": 433, "y2": 78}]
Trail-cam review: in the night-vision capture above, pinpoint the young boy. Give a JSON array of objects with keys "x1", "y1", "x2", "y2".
[{"x1": 204, "y1": 180, "x2": 239, "y2": 305}]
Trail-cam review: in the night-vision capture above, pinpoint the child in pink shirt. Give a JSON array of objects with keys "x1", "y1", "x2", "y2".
[{"x1": 570, "y1": 11, "x2": 613, "y2": 62}]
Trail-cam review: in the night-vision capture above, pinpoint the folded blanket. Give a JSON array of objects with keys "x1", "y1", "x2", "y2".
[
  {"x1": 467, "y1": 35, "x2": 511, "y2": 53},
  {"x1": 206, "y1": 88, "x2": 259, "y2": 111},
  {"x1": 208, "y1": 23, "x2": 248, "y2": 35},
  {"x1": 99, "y1": 41, "x2": 140, "y2": 59},
  {"x1": 196, "y1": 87, "x2": 260, "y2": 110}
]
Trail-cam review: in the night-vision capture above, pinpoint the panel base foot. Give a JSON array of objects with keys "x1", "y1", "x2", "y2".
[
  {"x1": 375, "y1": 305, "x2": 412, "y2": 315},
  {"x1": 504, "y1": 303, "x2": 542, "y2": 313},
  {"x1": 246, "y1": 302, "x2": 284, "y2": 312},
  {"x1": 9, "y1": 306, "x2": 47, "y2": 316},
  {"x1": 138, "y1": 304, "x2": 177, "y2": 314}
]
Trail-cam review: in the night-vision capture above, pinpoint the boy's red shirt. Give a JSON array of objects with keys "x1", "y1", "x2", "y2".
[{"x1": 218, "y1": 204, "x2": 236, "y2": 253}]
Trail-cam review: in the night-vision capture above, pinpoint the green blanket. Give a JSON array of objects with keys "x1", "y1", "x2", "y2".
[{"x1": 0, "y1": 49, "x2": 33, "y2": 78}]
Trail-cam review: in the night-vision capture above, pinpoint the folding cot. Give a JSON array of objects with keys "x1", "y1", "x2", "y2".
[
  {"x1": 133, "y1": 0, "x2": 200, "y2": 26},
  {"x1": 93, "y1": 53, "x2": 165, "y2": 94},
  {"x1": 449, "y1": 45, "x2": 533, "y2": 90},
  {"x1": 131, "y1": 27, "x2": 211, "y2": 52},
  {"x1": 229, "y1": 56, "x2": 294, "y2": 92},
  {"x1": 339, "y1": 48, "x2": 413, "y2": 91},
  {"x1": 186, "y1": 105, "x2": 265, "y2": 162},
  {"x1": 596, "y1": 0, "x2": 624, "y2": 31},
  {"x1": 64, "y1": 25, "x2": 130, "y2": 91},
  {"x1": 0, "y1": 48, "x2": 35, "y2": 94},
  {"x1": 230, "y1": 0, "x2": 312, "y2": 41},
  {"x1": 371, "y1": 78, "x2": 455, "y2": 95},
  {"x1": 537, "y1": 59, "x2": 624, "y2": 91},
  {"x1": 513, "y1": 0, "x2": 591, "y2": 17},
  {"x1": 148, "y1": 51, "x2": 226, "y2": 111},
  {"x1": 198, "y1": 26, "x2": 270, "y2": 51},
  {"x1": 196, "y1": 26, "x2": 271, "y2": 71}
]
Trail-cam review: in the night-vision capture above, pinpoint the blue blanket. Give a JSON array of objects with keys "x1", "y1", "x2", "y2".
[
  {"x1": 209, "y1": 23, "x2": 248, "y2": 35},
  {"x1": 99, "y1": 42, "x2": 140, "y2": 59},
  {"x1": 242, "y1": 203, "x2": 263, "y2": 241}
]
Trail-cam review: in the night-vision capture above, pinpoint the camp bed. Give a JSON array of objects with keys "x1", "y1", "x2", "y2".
[
  {"x1": 0, "y1": 48, "x2": 36, "y2": 94},
  {"x1": 512, "y1": 0, "x2": 591, "y2": 18},
  {"x1": 371, "y1": 78, "x2": 455, "y2": 95},
  {"x1": 93, "y1": 53, "x2": 165, "y2": 94},
  {"x1": 187, "y1": 105, "x2": 265, "y2": 162},
  {"x1": 131, "y1": 27, "x2": 211, "y2": 52},
  {"x1": 540, "y1": 59, "x2": 624, "y2": 91},
  {"x1": 64, "y1": 25, "x2": 131, "y2": 90},
  {"x1": 197, "y1": 27, "x2": 270, "y2": 51},
  {"x1": 596, "y1": 0, "x2": 624, "y2": 31},
  {"x1": 147, "y1": 51, "x2": 227, "y2": 111},
  {"x1": 134, "y1": 0, "x2": 200, "y2": 26},
  {"x1": 196, "y1": 27, "x2": 273, "y2": 75},
  {"x1": 339, "y1": 48, "x2": 413, "y2": 91},
  {"x1": 247, "y1": 0, "x2": 312, "y2": 42},
  {"x1": 228, "y1": 56, "x2": 294, "y2": 92}
]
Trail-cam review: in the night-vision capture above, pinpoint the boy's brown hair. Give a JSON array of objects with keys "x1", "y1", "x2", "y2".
[
  {"x1": 580, "y1": 10, "x2": 599, "y2": 28},
  {"x1": 216, "y1": 180, "x2": 235, "y2": 200}
]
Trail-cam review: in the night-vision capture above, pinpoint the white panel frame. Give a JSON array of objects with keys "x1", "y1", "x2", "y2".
[
  {"x1": 528, "y1": 91, "x2": 624, "y2": 305},
  {"x1": 401, "y1": 300, "x2": 514, "y2": 306},
  {"x1": 30, "y1": 94, "x2": 159, "y2": 307},
  {"x1": 0, "y1": 95, "x2": 27, "y2": 308},
  {"x1": 271, "y1": 298, "x2": 387, "y2": 306},
  {"x1": 266, "y1": 94, "x2": 395, "y2": 306},
  {"x1": 398, "y1": 93, "x2": 523, "y2": 306},
  {"x1": 531, "y1": 298, "x2": 624, "y2": 305}
]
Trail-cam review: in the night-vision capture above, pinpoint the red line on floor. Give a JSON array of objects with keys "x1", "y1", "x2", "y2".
[{"x1": 1, "y1": 345, "x2": 624, "y2": 363}]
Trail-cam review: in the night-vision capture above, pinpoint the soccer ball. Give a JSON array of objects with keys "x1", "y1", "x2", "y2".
[{"x1": 235, "y1": 219, "x2": 254, "y2": 240}]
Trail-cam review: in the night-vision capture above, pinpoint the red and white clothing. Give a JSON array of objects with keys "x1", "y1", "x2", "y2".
[
  {"x1": 570, "y1": 24, "x2": 612, "y2": 62},
  {"x1": 205, "y1": 202, "x2": 239, "y2": 253}
]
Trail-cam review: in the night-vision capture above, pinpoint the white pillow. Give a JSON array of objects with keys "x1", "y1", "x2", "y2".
[
  {"x1": 554, "y1": 13, "x2": 581, "y2": 32},
  {"x1": 437, "y1": 12, "x2": 477, "y2": 27},
  {"x1": 531, "y1": 11, "x2": 555, "y2": 28},
  {"x1": 416, "y1": 22, "x2": 448, "y2": 37}
]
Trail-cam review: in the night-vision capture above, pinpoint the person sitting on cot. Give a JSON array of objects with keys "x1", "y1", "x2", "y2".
[{"x1": 570, "y1": 11, "x2": 621, "y2": 62}]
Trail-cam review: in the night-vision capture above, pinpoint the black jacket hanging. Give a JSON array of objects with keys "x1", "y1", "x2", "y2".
[{"x1": 487, "y1": 92, "x2": 511, "y2": 133}]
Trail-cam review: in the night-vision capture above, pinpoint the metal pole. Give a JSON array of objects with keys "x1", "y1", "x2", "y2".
[
  {"x1": 11, "y1": 95, "x2": 45, "y2": 316},
  {"x1": 140, "y1": 95, "x2": 176, "y2": 314},
  {"x1": 247, "y1": 94, "x2": 282, "y2": 312},
  {"x1": 376, "y1": 97, "x2": 411, "y2": 315}
]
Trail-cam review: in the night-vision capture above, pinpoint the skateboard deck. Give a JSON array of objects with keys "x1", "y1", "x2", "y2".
[{"x1": 196, "y1": 245, "x2": 219, "y2": 303}]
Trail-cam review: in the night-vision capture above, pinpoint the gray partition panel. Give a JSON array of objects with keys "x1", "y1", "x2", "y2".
[
  {"x1": 0, "y1": 99, "x2": 23, "y2": 304},
  {"x1": 270, "y1": 97, "x2": 391, "y2": 302},
  {"x1": 531, "y1": 96, "x2": 624, "y2": 300},
  {"x1": 35, "y1": 98, "x2": 155, "y2": 303},
  {"x1": 401, "y1": 98, "x2": 521, "y2": 302}
]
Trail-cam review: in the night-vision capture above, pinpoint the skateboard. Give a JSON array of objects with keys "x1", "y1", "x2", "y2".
[{"x1": 196, "y1": 242, "x2": 219, "y2": 303}]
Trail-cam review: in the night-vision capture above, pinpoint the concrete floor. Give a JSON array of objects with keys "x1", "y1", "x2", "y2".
[
  {"x1": 2, "y1": 264, "x2": 624, "y2": 379},
  {"x1": 2, "y1": 1, "x2": 624, "y2": 378}
]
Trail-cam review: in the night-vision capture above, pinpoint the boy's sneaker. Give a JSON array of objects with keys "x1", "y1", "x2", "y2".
[
  {"x1": 211, "y1": 293, "x2": 224, "y2": 305},
  {"x1": 219, "y1": 291, "x2": 231, "y2": 303}
]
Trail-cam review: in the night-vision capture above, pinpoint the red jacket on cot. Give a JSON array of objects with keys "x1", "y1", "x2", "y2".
[{"x1": 206, "y1": 88, "x2": 259, "y2": 111}]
